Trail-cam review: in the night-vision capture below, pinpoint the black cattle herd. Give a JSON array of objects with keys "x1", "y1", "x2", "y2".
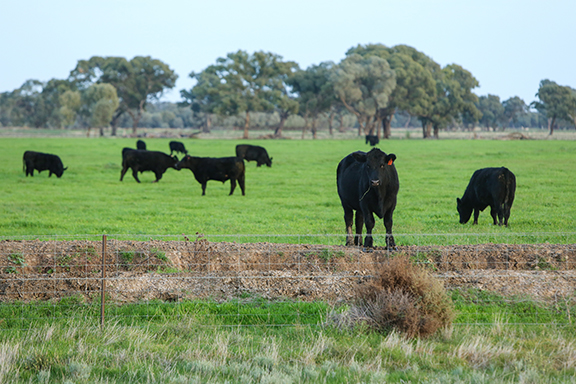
[{"x1": 22, "y1": 139, "x2": 516, "y2": 249}]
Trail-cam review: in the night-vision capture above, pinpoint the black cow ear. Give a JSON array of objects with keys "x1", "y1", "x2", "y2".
[
  {"x1": 352, "y1": 151, "x2": 367, "y2": 162},
  {"x1": 386, "y1": 154, "x2": 396, "y2": 164}
]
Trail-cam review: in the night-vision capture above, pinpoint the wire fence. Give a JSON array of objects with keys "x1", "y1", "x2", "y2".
[{"x1": 1, "y1": 232, "x2": 575, "y2": 330}]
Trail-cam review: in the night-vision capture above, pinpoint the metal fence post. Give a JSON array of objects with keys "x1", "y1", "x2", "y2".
[{"x1": 100, "y1": 234, "x2": 107, "y2": 329}]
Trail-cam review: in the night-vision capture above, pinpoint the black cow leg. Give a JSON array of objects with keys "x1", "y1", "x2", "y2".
[
  {"x1": 201, "y1": 183, "x2": 207, "y2": 196},
  {"x1": 238, "y1": 177, "x2": 246, "y2": 196},
  {"x1": 344, "y1": 209, "x2": 354, "y2": 246},
  {"x1": 383, "y1": 210, "x2": 396, "y2": 250},
  {"x1": 490, "y1": 206, "x2": 498, "y2": 225},
  {"x1": 120, "y1": 167, "x2": 128, "y2": 181},
  {"x1": 132, "y1": 170, "x2": 141, "y2": 183},
  {"x1": 229, "y1": 179, "x2": 236, "y2": 195},
  {"x1": 473, "y1": 209, "x2": 480, "y2": 225},
  {"x1": 363, "y1": 213, "x2": 375, "y2": 248},
  {"x1": 354, "y1": 211, "x2": 364, "y2": 246}
]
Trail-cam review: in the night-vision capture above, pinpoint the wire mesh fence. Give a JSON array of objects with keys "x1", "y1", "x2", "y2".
[{"x1": 1, "y1": 232, "x2": 575, "y2": 330}]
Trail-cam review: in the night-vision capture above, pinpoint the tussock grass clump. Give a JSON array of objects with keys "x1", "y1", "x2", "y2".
[{"x1": 335, "y1": 254, "x2": 455, "y2": 338}]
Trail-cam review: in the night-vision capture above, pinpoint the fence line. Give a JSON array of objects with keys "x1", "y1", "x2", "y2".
[{"x1": 1, "y1": 233, "x2": 575, "y2": 330}]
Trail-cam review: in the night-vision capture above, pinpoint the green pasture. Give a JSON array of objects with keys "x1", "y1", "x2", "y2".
[{"x1": 1, "y1": 137, "x2": 575, "y2": 244}]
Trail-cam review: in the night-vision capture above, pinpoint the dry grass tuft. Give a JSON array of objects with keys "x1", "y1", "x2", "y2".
[{"x1": 342, "y1": 254, "x2": 455, "y2": 338}]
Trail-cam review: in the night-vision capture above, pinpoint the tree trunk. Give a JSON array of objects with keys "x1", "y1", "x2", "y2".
[
  {"x1": 243, "y1": 111, "x2": 250, "y2": 139},
  {"x1": 127, "y1": 107, "x2": 144, "y2": 136},
  {"x1": 274, "y1": 111, "x2": 288, "y2": 138},
  {"x1": 328, "y1": 110, "x2": 334, "y2": 136},
  {"x1": 110, "y1": 109, "x2": 124, "y2": 136},
  {"x1": 203, "y1": 113, "x2": 212, "y2": 133},
  {"x1": 433, "y1": 123, "x2": 440, "y2": 139},
  {"x1": 301, "y1": 116, "x2": 309, "y2": 139},
  {"x1": 338, "y1": 114, "x2": 345, "y2": 133},
  {"x1": 549, "y1": 116, "x2": 556, "y2": 136},
  {"x1": 99, "y1": 127, "x2": 104, "y2": 137},
  {"x1": 311, "y1": 116, "x2": 317, "y2": 139},
  {"x1": 382, "y1": 114, "x2": 392, "y2": 139},
  {"x1": 421, "y1": 120, "x2": 432, "y2": 138},
  {"x1": 403, "y1": 115, "x2": 411, "y2": 128}
]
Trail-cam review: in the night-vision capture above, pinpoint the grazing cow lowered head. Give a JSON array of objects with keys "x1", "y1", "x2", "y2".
[
  {"x1": 457, "y1": 167, "x2": 516, "y2": 226},
  {"x1": 120, "y1": 148, "x2": 179, "y2": 183},
  {"x1": 337, "y1": 148, "x2": 399, "y2": 250},
  {"x1": 176, "y1": 155, "x2": 246, "y2": 196},
  {"x1": 23, "y1": 151, "x2": 68, "y2": 178},
  {"x1": 235, "y1": 144, "x2": 272, "y2": 167}
]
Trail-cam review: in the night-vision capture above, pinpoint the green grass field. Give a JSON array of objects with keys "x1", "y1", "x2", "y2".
[
  {"x1": 2, "y1": 136, "x2": 576, "y2": 382},
  {"x1": 1, "y1": 137, "x2": 575, "y2": 244}
]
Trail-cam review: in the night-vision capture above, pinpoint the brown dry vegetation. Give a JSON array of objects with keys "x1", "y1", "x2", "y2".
[{"x1": 1, "y1": 239, "x2": 575, "y2": 304}]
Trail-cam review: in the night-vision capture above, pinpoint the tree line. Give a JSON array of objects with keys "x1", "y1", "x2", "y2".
[{"x1": 1, "y1": 44, "x2": 575, "y2": 138}]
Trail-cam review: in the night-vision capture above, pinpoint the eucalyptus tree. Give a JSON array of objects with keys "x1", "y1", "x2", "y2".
[
  {"x1": 69, "y1": 56, "x2": 177, "y2": 135},
  {"x1": 346, "y1": 44, "x2": 437, "y2": 138},
  {"x1": 417, "y1": 64, "x2": 480, "y2": 138},
  {"x1": 502, "y1": 96, "x2": 527, "y2": 129},
  {"x1": 81, "y1": 83, "x2": 120, "y2": 136},
  {"x1": 331, "y1": 54, "x2": 396, "y2": 136},
  {"x1": 182, "y1": 50, "x2": 298, "y2": 139},
  {"x1": 477, "y1": 94, "x2": 504, "y2": 130},
  {"x1": 531, "y1": 79, "x2": 575, "y2": 135},
  {"x1": 288, "y1": 61, "x2": 335, "y2": 139}
]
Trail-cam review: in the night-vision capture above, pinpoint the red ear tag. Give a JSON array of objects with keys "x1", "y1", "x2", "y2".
[{"x1": 387, "y1": 159, "x2": 393, "y2": 165}]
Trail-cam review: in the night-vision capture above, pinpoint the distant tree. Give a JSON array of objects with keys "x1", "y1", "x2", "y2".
[
  {"x1": 58, "y1": 90, "x2": 81, "y2": 128},
  {"x1": 417, "y1": 64, "x2": 480, "y2": 138},
  {"x1": 346, "y1": 44, "x2": 438, "y2": 138},
  {"x1": 502, "y1": 96, "x2": 527, "y2": 129},
  {"x1": 531, "y1": 79, "x2": 574, "y2": 135},
  {"x1": 81, "y1": 84, "x2": 120, "y2": 136},
  {"x1": 288, "y1": 62, "x2": 335, "y2": 139},
  {"x1": 182, "y1": 50, "x2": 298, "y2": 139},
  {"x1": 477, "y1": 94, "x2": 504, "y2": 130},
  {"x1": 331, "y1": 54, "x2": 396, "y2": 136},
  {"x1": 70, "y1": 56, "x2": 177, "y2": 135}
]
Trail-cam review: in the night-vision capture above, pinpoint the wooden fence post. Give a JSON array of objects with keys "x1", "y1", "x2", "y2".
[{"x1": 100, "y1": 234, "x2": 107, "y2": 329}]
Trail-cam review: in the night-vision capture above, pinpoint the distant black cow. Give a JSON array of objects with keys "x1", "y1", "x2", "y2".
[
  {"x1": 169, "y1": 141, "x2": 188, "y2": 156},
  {"x1": 235, "y1": 144, "x2": 272, "y2": 167},
  {"x1": 120, "y1": 148, "x2": 179, "y2": 183},
  {"x1": 23, "y1": 151, "x2": 67, "y2": 178},
  {"x1": 365, "y1": 135, "x2": 379, "y2": 146},
  {"x1": 337, "y1": 148, "x2": 399, "y2": 249},
  {"x1": 457, "y1": 167, "x2": 516, "y2": 226},
  {"x1": 136, "y1": 140, "x2": 147, "y2": 150},
  {"x1": 176, "y1": 155, "x2": 245, "y2": 196}
]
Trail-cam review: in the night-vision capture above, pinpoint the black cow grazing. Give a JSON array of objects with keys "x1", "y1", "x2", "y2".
[
  {"x1": 457, "y1": 167, "x2": 516, "y2": 226},
  {"x1": 136, "y1": 140, "x2": 147, "y2": 150},
  {"x1": 169, "y1": 141, "x2": 188, "y2": 156},
  {"x1": 176, "y1": 155, "x2": 245, "y2": 196},
  {"x1": 120, "y1": 148, "x2": 179, "y2": 183},
  {"x1": 23, "y1": 151, "x2": 67, "y2": 178},
  {"x1": 337, "y1": 148, "x2": 399, "y2": 250},
  {"x1": 365, "y1": 135, "x2": 379, "y2": 146},
  {"x1": 235, "y1": 144, "x2": 272, "y2": 167}
]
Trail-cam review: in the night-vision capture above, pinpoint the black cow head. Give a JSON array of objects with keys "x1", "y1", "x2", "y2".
[
  {"x1": 456, "y1": 198, "x2": 473, "y2": 224},
  {"x1": 352, "y1": 148, "x2": 396, "y2": 187}
]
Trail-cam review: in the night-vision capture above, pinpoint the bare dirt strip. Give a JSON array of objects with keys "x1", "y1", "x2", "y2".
[{"x1": 1, "y1": 239, "x2": 575, "y2": 303}]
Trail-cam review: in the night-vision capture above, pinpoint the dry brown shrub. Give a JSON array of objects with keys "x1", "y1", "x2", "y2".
[{"x1": 353, "y1": 254, "x2": 455, "y2": 338}]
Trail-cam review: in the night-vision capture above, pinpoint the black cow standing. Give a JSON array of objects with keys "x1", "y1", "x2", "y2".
[
  {"x1": 365, "y1": 135, "x2": 379, "y2": 146},
  {"x1": 235, "y1": 144, "x2": 272, "y2": 167},
  {"x1": 120, "y1": 148, "x2": 179, "y2": 183},
  {"x1": 176, "y1": 155, "x2": 246, "y2": 196},
  {"x1": 337, "y1": 148, "x2": 399, "y2": 250},
  {"x1": 136, "y1": 140, "x2": 147, "y2": 150},
  {"x1": 169, "y1": 141, "x2": 188, "y2": 156},
  {"x1": 457, "y1": 167, "x2": 516, "y2": 226},
  {"x1": 23, "y1": 151, "x2": 68, "y2": 178}
]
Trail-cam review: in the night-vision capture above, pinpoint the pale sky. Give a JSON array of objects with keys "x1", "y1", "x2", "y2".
[{"x1": 1, "y1": 0, "x2": 574, "y2": 106}]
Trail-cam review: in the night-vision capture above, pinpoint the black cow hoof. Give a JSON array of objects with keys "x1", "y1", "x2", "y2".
[{"x1": 361, "y1": 247, "x2": 374, "y2": 253}]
